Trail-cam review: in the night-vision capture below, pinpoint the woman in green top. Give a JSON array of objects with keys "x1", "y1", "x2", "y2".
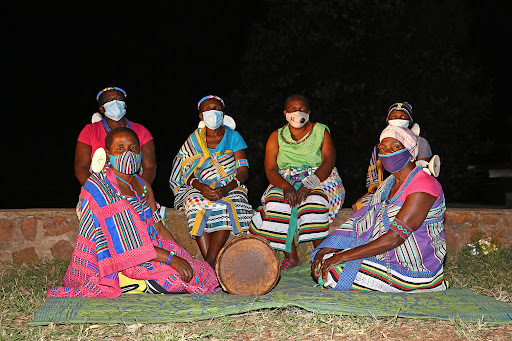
[{"x1": 250, "y1": 95, "x2": 345, "y2": 269}]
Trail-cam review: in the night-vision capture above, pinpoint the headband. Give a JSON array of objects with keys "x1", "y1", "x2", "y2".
[
  {"x1": 379, "y1": 125, "x2": 419, "y2": 159},
  {"x1": 96, "y1": 87, "x2": 127, "y2": 101},
  {"x1": 386, "y1": 102, "x2": 413, "y2": 123},
  {"x1": 197, "y1": 95, "x2": 225, "y2": 110}
]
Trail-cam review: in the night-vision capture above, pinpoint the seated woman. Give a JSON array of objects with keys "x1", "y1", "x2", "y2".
[
  {"x1": 354, "y1": 102, "x2": 433, "y2": 211},
  {"x1": 169, "y1": 95, "x2": 252, "y2": 268},
  {"x1": 250, "y1": 94, "x2": 345, "y2": 270},
  {"x1": 48, "y1": 127, "x2": 219, "y2": 298},
  {"x1": 74, "y1": 86, "x2": 156, "y2": 186},
  {"x1": 312, "y1": 125, "x2": 447, "y2": 292}
]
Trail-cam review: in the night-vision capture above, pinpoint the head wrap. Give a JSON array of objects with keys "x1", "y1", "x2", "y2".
[
  {"x1": 197, "y1": 95, "x2": 225, "y2": 110},
  {"x1": 386, "y1": 102, "x2": 413, "y2": 123},
  {"x1": 379, "y1": 125, "x2": 419, "y2": 159},
  {"x1": 96, "y1": 87, "x2": 127, "y2": 101}
]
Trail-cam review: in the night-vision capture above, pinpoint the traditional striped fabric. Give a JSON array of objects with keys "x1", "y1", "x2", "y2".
[
  {"x1": 323, "y1": 257, "x2": 447, "y2": 292},
  {"x1": 312, "y1": 167, "x2": 447, "y2": 292},
  {"x1": 169, "y1": 127, "x2": 251, "y2": 237},
  {"x1": 250, "y1": 167, "x2": 345, "y2": 252},
  {"x1": 47, "y1": 168, "x2": 220, "y2": 298}
]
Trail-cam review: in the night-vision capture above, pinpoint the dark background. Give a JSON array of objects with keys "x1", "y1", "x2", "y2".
[{"x1": 2, "y1": 1, "x2": 511, "y2": 209}]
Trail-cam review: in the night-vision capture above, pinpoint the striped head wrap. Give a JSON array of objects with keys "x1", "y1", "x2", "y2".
[
  {"x1": 197, "y1": 95, "x2": 225, "y2": 110},
  {"x1": 96, "y1": 87, "x2": 127, "y2": 101},
  {"x1": 379, "y1": 125, "x2": 418, "y2": 159},
  {"x1": 386, "y1": 102, "x2": 413, "y2": 123}
]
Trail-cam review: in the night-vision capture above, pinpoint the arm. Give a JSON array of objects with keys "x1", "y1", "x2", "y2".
[
  {"x1": 74, "y1": 141, "x2": 93, "y2": 186},
  {"x1": 141, "y1": 140, "x2": 157, "y2": 185},
  {"x1": 316, "y1": 191, "x2": 438, "y2": 281},
  {"x1": 144, "y1": 180, "x2": 175, "y2": 241},
  {"x1": 215, "y1": 149, "x2": 249, "y2": 198},
  {"x1": 296, "y1": 129, "x2": 336, "y2": 204},
  {"x1": 264, "y1": 130, "x2": 299, "y2": 207}
]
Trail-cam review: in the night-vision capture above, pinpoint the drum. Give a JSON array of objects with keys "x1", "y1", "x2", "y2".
[{"x1": 215, "y1": 234, "x2": 280, "y2": 296}]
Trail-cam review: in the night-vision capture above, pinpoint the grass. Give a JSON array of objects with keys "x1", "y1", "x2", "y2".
[{"x1": 1, "y1": 247, "x2": 511, "y2": 340}]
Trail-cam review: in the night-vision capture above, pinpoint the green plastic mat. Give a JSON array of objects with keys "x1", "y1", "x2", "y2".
[{"x1": 31, "y1": 265, "x2": 512, "y2": 325}]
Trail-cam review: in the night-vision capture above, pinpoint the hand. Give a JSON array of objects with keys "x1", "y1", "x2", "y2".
[
  {"x1": 311, "y1": 247, "x2": 339, "y2": 280},
  {"x1": 296, "y1": 185, "x2": 312, "y2": 205},
  {"x1": 169, "y1": 255, "x2": 194, "y2": 282},
  {"x1": 196, "y1": 182, "x2": 221, "y2": 201},
  {"x1": 213, "y1": 185, "x2": 230, "y2": 199},
  {"x1": 283, "y1": 186, "x2": 298, "y2": 208},
  {"x1": 319, "y1": 252, "x2": 345, "y2": 283}
]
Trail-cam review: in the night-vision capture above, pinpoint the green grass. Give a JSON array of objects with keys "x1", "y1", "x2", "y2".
[{"x1": 1, "y1": 248, "x2": 511, "y2": 340}]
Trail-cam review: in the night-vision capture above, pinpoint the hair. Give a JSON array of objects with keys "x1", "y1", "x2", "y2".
[
  {"x1": 284, "y1": 94, "x2": 309, "y2": 109},
  {"x1": 98, "y1": 89, "x2": 127, "y2": 106},
  {"x1": 105, "y1": 127, "x2": 140, "y2": 150}
]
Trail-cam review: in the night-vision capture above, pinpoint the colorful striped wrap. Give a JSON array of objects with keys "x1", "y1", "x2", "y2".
[
  {"x1": 250, "y1": 166, "x2": 345, "y2": 252},
  {"x1": 47, "y1": 168, "x2": 219, "y2": 298},
  {"x1": 169, "y1": 127, "x2": 252, "y2": 237},
  {"x1": 312, "y1": 167, "x2": 447, "y2": 292}
]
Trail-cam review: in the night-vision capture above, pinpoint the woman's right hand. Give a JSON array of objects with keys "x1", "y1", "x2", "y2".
[
  {"x1": 311, "y1": 247, "x2": 340, "y2": 280},
  {"x1": 169, "y1": 255, "x2": 194, "y2": 282},
  {"x1": 283, "y1": 185, "x2": 298, "y2": 207}
]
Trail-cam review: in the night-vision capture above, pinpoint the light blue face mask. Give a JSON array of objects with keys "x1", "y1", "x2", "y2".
[
  {"x1": 103, "y1": 100, "x2": 126, "y2": 121},
  {"x1": 202, "y1": 110, "x2": 224, "y2": 130}
]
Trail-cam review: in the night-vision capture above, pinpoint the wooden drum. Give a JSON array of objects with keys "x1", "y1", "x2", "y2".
[{"x1": 215, "y1": 234, "x2": 280, "y2": 296}]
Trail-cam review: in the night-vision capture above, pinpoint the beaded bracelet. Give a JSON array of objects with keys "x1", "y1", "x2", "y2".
[
  {"x1": 152, "y1": 209, "x2": 162, "y2": 224},
  {"x1": 165, "y1": 251, "x2": 176, "y2": 265},
  {"x1": 302, "y1": 174, "x2": 321, "y2": 190},
  {"x1": 389, "y1": 217, "x2": 413, "y2": 240},
  {"x1": 234, "y1": 177, "x2": 241, "y2": 187},
  {"x1": 189, "y1": 178, "x2": 198, "y2": 187}
]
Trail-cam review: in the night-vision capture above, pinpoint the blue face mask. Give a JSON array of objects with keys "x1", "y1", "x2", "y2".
[
  {"x1": 103, "y1": 100, "x2": 126, "y2": 121},
  {"x1": 378, "y1": 148, "x2": 412, "y2": 173},
  {"x1": 202, "y1": 110, "x2": 224, "y2": 130}
]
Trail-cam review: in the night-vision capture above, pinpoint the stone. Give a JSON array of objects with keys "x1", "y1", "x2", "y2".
[
  {"x1": 12, "y1": 247, "x2": 38, "y2": 264},
  {"x1": 43, "y1": 217, "x2": 72, "y2": 236},
  {"x1": 0, "y1": 219, "x2": 15, "y2": 242},
  {"x1": 50, "y1": 240, "x2": 74, "y2": 260},
  {"x1": 21, "y1": 218, "x2": 39, "y2": 241}
]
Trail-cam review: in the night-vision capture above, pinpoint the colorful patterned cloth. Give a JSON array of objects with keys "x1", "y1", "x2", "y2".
[
  {"x1": 169, "y1": 127, "x2": 252, "y2": 237},
  {"x1": 313, "y1": 167, "x2": 447, "y2": 292},
  {"x1": 250, "y1": 123, "x2": 345, "y2": 252},
  {"x1": 47, "y1": 167, "x2": 219, "y2": 298}
]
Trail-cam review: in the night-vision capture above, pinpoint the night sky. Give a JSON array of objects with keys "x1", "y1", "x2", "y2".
[{"x1": 2, "y1": 2, "x2": 510, "y2": 209}]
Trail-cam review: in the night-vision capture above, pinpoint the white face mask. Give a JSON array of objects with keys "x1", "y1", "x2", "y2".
[
  {"x1": 286, "y1": 111, "x2": 309, "y2": 128},
  {"x1": 202, "y1": 110, "x2": 224, "y2": 130},
  {"x1": 103, "y1": 100, "x2": 126, "y2": 121},
  {"x1": 388, "y1": 119, "x2": 410, "y2": 128}
]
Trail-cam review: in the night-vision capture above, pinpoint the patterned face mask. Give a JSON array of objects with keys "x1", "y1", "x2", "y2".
[{"x1": 109, "y1": 151, "x2": 141, "y2": 174}]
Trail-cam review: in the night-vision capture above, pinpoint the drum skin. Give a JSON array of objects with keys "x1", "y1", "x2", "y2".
[{"x1": 215, "y1": 234, "x2": 280, "y2": 296}]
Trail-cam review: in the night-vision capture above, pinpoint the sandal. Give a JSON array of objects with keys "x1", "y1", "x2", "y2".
[{"x1": 280, "y1": 258, "x2": 299, "y2": 270}]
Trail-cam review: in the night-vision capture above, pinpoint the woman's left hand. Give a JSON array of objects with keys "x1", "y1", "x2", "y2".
[
  {"x1": 214, "y1": 185, "x2": 230, "y2": 199},
  {"x1": 296, "y1": 185, "x2": 312, "y2": 204},
  {"x1": 319, "y1": 252, "x2": 345, "y2": 282}
]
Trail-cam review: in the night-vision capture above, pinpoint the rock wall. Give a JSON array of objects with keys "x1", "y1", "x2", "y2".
[{"x1": 1, "y1": 208, "x2": 510, "y2": 265}]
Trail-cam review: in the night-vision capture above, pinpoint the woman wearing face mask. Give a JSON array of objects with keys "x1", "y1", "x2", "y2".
[
  {"x1": 169, "y1": 95, "x2": 252, "y2": 268},
  {"x1": 74, "y1": 87, "x2": 157, "y2": 186},
  {"x1": 353, "y1": 101, "x2": 433, "y2": 211},
  {"x1": 48, "y1": 127, "x2": 220, "y2": 298},
  {"x1": 250, "y1": 94, "x2": 345, "y2": 270},
  {"x1": 311, "y1": 125, "x2": 447, "y2": 292}
]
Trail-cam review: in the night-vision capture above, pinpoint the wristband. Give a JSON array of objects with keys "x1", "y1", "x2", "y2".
[
  {"x1": 302, "y1": 174, "x2": 321, "y2": 189},
  {"x1": 189, "y1": 178, "x2": 198, "y2": 187},
  {"x1": 389, "y1": 217, "x2": 413, "y2": 240},
  {"x1": 235, "y1": 159, "x2": 249, "y2": 168},
  {"x1": 234, "y1": 177, "x2": 241, "y2": 187},
  {"x1": 152, "y1": 209, "x2": 162, "y2": 224},
  {"x1": 165, "y1": 251, "x2": 175, "y2": 265}
]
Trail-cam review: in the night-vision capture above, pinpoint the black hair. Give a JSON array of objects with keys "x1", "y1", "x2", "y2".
[
  {"x1": 105, "y1": 127, "x2": 139, "y2": 150},
  {"x1": 284, "y1": 94, "x2": 309, "y2": 109},
  {"x1": 98, "y1": 89, "x2": 126, "y2": 106}
]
